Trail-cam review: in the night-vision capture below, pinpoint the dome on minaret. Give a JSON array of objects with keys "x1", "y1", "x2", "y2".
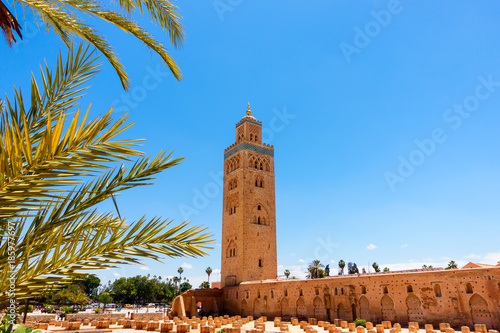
[{"x1": 241, "y1": 102, "x2": 257, "y2": 121}]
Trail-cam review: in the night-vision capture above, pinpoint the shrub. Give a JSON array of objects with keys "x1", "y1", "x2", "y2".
[
  {"x1": 61, "y1": 306, "x2": 76, "y2": 315},
  {"x1": 19, "y1": 305, "x2": 33, "y2": 314},
  {"x1": 353, "y1": 319, "x2": 366, "y2": 327}
]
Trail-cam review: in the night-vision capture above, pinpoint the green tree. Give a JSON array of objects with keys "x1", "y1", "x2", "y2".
[
  {"x1": 0, "y1": 47, "x2": 214, "y2": 302},
  {"x1": 284, "y1": 269, "x2": 290, "y2": 279},
  {"x1": 98, "y1": 293, "x2": 113, "y2": 309},
  {"x1": 306, "y1": 260, "x2": 324, "y2": 279},
  {"x1": 199, "y1": 281, "x2": 210, "y2": 289},
  {"x1": 446, "y1": 261, "x2": 458, "y2": 270},
  {"x1": 338, "y1": 260, "x2": 345, "y2": 275},
  {"x1": 74, "y1": 275, "x2": 101, "y2": 297},
  {"x1": 0, "y1": 0, "x2": 183, "y2": 89},
  {"x1": 383, "y1": 267, "x2": 390, "y2": 272},
  {"x1": 372, "y1": 262, "x2": 380, "y2": 272},
  {"x1": 179, "y1": 281, "x2": 192, "y2": 293},
  {"x1": 205, "y1": 267, "x2": 213, "y2": 284},
  {"x1": 177, "y1": 267, "x2": 184, "y2": 280}
]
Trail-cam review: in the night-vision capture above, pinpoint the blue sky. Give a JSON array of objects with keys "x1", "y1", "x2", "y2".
[{"x1": 2, "y1": 0, "x2": 500, "y2": 287}]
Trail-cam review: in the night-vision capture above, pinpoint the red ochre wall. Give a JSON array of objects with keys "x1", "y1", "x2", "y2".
[{"x1": 173, "y1": 267, "x2": 500, "y2": 329}]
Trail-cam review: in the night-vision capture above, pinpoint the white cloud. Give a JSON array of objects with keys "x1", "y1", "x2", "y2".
[
  {"x1": 464, "y1": 253, "x2": 481, "y2": 259},
  {"x1": 181, "y1": 263, "x2": 193, "y2": 269},
  {"x1": 113, "y1": 273, "x2": 121, "y2": 277},
  {"x1": 330, "y1": 260, "x2": 336, "y2": 263},
  {"x1": 401, "y1": 244, "x2": 408, "y2": 248},
  {"x1": 140, "y1": 266, "x2": 150, "y2": 271},
  {"x1": 298, "y1": 259, "x2": 305, "y2": 263},
  {"x1": 278, "y1": 265, "x2": 284, "y2": 268},
  {"x1": 216, "y1": 244, "x2": 221, "y2": 247},
  {"x1": 213, "y1": 269, "x2": 221, "y2": 274},
  {"x1": 367, "y1": 244, "x2": 377, "y2": 250},
  {"x1": 480, "y1": 251, "x2": 500, "y2": 265}
]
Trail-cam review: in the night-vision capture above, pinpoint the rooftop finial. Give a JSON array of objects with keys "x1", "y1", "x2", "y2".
[{"x1": 246, "y1": 102, "x2": 251, "y2": 116}]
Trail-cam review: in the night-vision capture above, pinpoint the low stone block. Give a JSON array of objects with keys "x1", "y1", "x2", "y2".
[
  {"x1": 440, "y1": 324, "x2": 451, "y2": 332},
  {"x1": 366, "y1": 322, "x2": 374, "y2": 330},
  {"x1": 357, "y1": 326, "x2": 366, "y2": 333},
  {"x1": 349, "y1": 323, "x2": 356, "y2": 332},
  {"x1": 309, "y1": 318, "x2": 318, "y2": 326},
  {"x1": 342, "y1": 321, "x2": 349, "y2": 329},
  {"x1": 475, "y1": 325, "x2": 487, "y2": 333},
  {"x1": 376, "y1": 324, "x2": 384, "y2": 333}
]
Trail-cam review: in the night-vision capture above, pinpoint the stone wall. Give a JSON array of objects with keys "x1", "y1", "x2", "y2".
[
  {"x1": 130, "y1": 312, "x2": 164, "y2": 320},
  {"x1": 174, "y1": 267, "x2": 500, "y2": 330},
  {"x1": 172, "y1": 288, "x2": 224, "y2": 318},
  {"x1": 223, "y1": 267, "x2": 500, "y2": 329},
  {"x1": 65, "y1": 313, "x2": 126, "y2": 321},
  {"x1": 22, "y1": 314, "x2": 56, "y2": 323}
]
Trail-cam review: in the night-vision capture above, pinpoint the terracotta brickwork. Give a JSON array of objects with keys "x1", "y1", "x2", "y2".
[
  {"x1": 222, "y1": 267, "x2": 500, "y2": 328},
  {"x1": 174, "y1": 108, "x2": 500, "y2": 330},
  {"x1": 221, "y1": 107, "x2": 277, "y2": 287}
]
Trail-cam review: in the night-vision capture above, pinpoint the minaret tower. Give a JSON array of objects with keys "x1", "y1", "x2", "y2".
[{"x1": 221, "y1": 104, "x2": 277, "y2": 287}]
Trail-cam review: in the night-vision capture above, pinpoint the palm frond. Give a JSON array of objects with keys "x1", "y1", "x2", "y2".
[
  {"x1": 0, "y1": 48, "x2": 214, "y2": 301},
  {"x1": 0, "y1": 0, "x2": 22, "y2": 46}
]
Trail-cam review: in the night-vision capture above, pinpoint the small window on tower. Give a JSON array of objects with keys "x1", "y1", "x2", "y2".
[
  {"x1": 260, "y1": 163, "x2": 263, "y2": 170},
  {"x1": 250, "y1": 134, "x2": 253, "y2": 140},
  {"x1": 259, "y1": 259, "x2": 262, "y2": 267},
  {"x1": 255, "y1": 135, "x2": 258, "y2": 142},
  {"x1": 255, "y1": 179, "x2": 258, "y2": 186},
  {"x1": 257, "y1": 217, "x2": 261, "y2": 224},
  {"x1": 257, "y1": 205, "x2": 261, "y2": 210},
  {"x1": 255, "y1": 161, "x2": 258, "y2": 169},
  {"x1": 260, "y1": 180, "x2": 263, "y2": 187}
]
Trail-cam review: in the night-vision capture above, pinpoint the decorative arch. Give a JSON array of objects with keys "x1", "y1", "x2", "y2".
[
  {"x1": 337, "y1": 302, "x2": 345, "y2": 320},
  {"x1": 240, "y1": 299, "x2": 248, "y2": 317},
  {"x1": 313, "y1": 296, "x2": 327, "y2": 320},
  {"x1": 253, "y1": 204, "x2": 269, "y2": 225},
  {"x1": 225, "y1": 155, "x2": 241, "y2": 174},
  {"x1": 381, "y1": 294, "x2": 396, "y2": 323},
  {"x1": 359, "y1": 296, "x2": 370, "y2": 321},
  {"x1": 281, "y1": 297, "x2": 293, "y2": 319},
  {"x1": 296, "y1": 297, "x2": 307, "y2": 319},
  {"x1": 406, "y1": 294, "x2": 423, "y2": 324},
  {"x1": 434, "y1": 284, "x2": 442, "y2": 297},
  {"x1": 226, "y1": 240, "x2": 237, "y2": 258},
  {"x1": 253, "y1": 298, "x2": 262, "y2": 317},
  {"x1": 469, "y1": 294, "x2": 493, "y2": 328}
]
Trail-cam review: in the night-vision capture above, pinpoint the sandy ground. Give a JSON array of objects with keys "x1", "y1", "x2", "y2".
[{"x1": 36, "y1": 320, "x2": 448, "y2": 333}]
